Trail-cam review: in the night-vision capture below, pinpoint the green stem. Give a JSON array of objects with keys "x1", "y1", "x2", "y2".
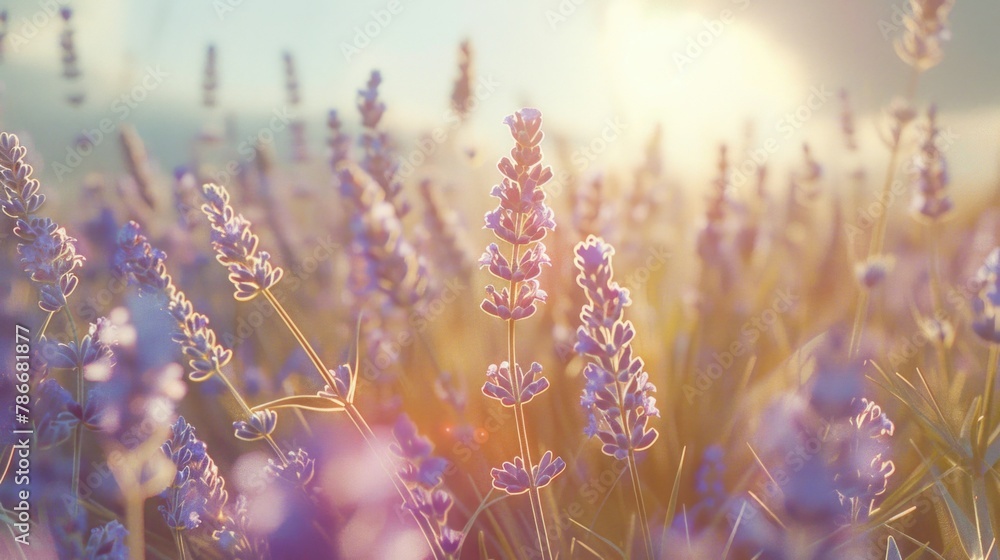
[
  {"x1": 927, "y1": 221, "x2": 953, "y2": 381},
  {"x1": 849, "y1": 68, "x2": 921, "y2": 358},
  {"x1": 260, "y1": 288, "x2": 445, "y2": 560},
  {"x1": 627, "y1": 450, "x2": 654, "y2": 560},
  {"x1": 62, "y1": 303, "x2": 84, "y2": 515}
]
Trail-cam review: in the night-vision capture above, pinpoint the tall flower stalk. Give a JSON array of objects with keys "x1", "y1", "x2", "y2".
[
  {"x1": 849, "y1": 0, "x2": 954, "y2": 357},
  {"x1": 1, "y1": 132, "x2": 87, "y2": 509},
  {"x1": 479, "y1": 108, "x2": 565, "y2": 560},
  {"x1": 198, "y1": 182, "x2": 445, "y2": 559},
  {"x1": 573, "y1": 235, "x2": 659, "y2": 559}
]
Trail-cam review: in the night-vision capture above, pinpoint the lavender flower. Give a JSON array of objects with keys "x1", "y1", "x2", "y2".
[
  {"x1": 356, "y1": 70, "x2": 408, "y2": 216},
  {"x1": 82, "y1": 520, "x2": 129, "y2": 560},
  {"x1": 115, "y1": 220, "x2": 232, "y2": 381},
  {"x1": 391, "y1": 415, "x2": 465, "y2": 558},
  {"x1": 972, "y1": 247, "x2": 1000, "y2": 344},
  {"x1": 479, "y1": 108, "x2": 564, "y2": 560},
  {"x1": 490, "y1": 451, "x2": 565, "y2": 495},
  {"x1": 450, "y1": 40, "x2": 474, "y2": 120},
  {"x1": 201, "y1": 183, "x2": 284, "y2": 301},
  {"x1": 574, "y1": 235, "x2": 659, "y2": 459},
  {"x1": 1, "y1": 133, "x2": 84, "y2": 313},
  {"x1": 233, "y1": 409, "x2": 278, "y2": 442},
  {"x1": 214, "y1": 495, "x2": 270, "y2": 559},
  {"x1": 266, "y1": 448, "x2": 316, "y2": 488},
  {"x1": 895, "y1": 0, "x2": 955, "y2": 70},
  {"x1": 479, "y1": 108, "x2": 555, "y2": 324},
  {"x1": 36, "y1": 378, "x2": 81, "y2": 448},
  {"x1": 910, "y1": 105, "x2": 952, "y2": 221},
  {"x1": 338, "y1": 163, "x2": 427, "y2": 306},
  {"x1": 327, "y1": 109, "x2": 351, "y2": 168},
  {"x1": 832, "y1": 399, "x2": 896, "y2": 523},
  {"x1": 159, "y1": 416, "x2": 229, "y2": 534}
]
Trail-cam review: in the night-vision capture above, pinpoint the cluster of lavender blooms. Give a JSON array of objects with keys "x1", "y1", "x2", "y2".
[
  {"x1": 160, "y1": 416, "x2": 268, "y2": 558},
  {"x1": 573, "y1": 235, "x2": 659, "y2": 459},
  {"x1": 1, "y1": 132, "x2": 84, "y2": 313},
  {"x1": 391, "y1": 415, "x2": 464, "y2": 558}
]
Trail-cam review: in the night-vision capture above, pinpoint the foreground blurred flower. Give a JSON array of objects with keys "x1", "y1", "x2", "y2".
[
  {"x1": 895, "y1": 0, "x2": 955, "y2": 71},
  {"x1": 573, "y1": 234, "x2": 659, "y2": 558},
  {"x1": 479, "y1": 107, "x2": 563, "y2": 560},
  {"x1": 972, "y1": 248, "x2": 1000, "y2": 344},
  {"x1": 82, "y1": 520, "x2": 129, "y2": 560},
  {"x1": 391, "y1": 415, "x2": 464, "y2": 558},
  {"x1": 832, "y1": 399, "x2": 896, "y2": 524}
]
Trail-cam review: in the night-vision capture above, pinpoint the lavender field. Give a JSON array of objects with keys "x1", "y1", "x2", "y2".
[{"x1": 1, "y1": 0, "x2": 1000, "y2": 558}]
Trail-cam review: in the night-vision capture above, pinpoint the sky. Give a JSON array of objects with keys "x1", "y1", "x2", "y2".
[{"x1": 0, "y1": 0, "x2": 998, "y2": 189}]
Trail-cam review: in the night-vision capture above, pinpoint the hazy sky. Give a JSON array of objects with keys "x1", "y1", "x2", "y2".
[{"x1": 1, "y1": 0, "x2": 998, "y2": 187}]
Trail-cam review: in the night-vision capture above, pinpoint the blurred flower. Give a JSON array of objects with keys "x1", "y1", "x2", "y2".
[
  {"x1": 832, "y1": 399, "x2": 896, "y2": 523},
  {"x1": 214, "y1": 495, "x2": 270, "y2": 559},
  {"x1": 82, "y1": 520, "x2": 129, "y2": 560},
  {"x1": 36, "y1": 378, "x2": 81, "y2": 449},
  {"x1": 450, "y1": 40, "x2": 474, "y2": 120},
  {"x1": 910, "y1": 105, "x2": 952, "y2": 221},
  {"x1": 391, "y1": 415, "x2": 464, "y2": 558},
  {"x1": 854, "y1": 254, "x2": 895, "y2": 289},
  {"x1": 895, "y1": 0, "x2": 955, "y2": 71},
  {"x1": 574, "y1": 235, "x2": 659, "y2": 459},
  {"x1": 267, "y1": 448, "x2": 315, "y2": 489},
  {"x1": 159, "y1": 417, "x2": 229, "y2": 534},
  {"x1": 972, "y1": 247, "x2": 1000, "y2": 344}
]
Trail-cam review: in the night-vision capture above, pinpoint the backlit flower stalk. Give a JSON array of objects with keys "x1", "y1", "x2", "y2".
[
  {"x1": 479, "y1": 107, "x2": 565, "y2": 560},
  {"x1": 573, "y1": 235, "x2": 659, "y2": 559},
  {"x1": 114, "y1": 221, "x2": 286, "y2": 460},
  {"x1": 198, "y1": 182, "x2": 445, "y2": 559},
  {"x1": 1, "y1": 132, "x2": 84, "y2": 319},
  {"x1": 1, "y1": 131, "x2": 88, "y2": 507}
]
